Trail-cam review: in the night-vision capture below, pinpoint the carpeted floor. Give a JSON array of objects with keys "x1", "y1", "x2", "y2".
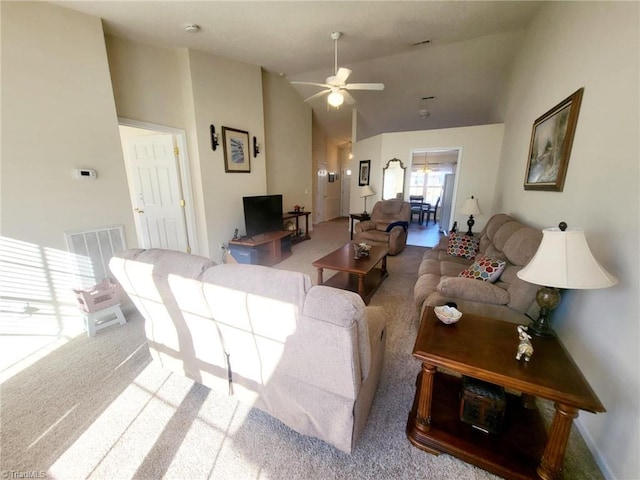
[{"x1": 1, "y1": 218, "x2": 604, "y2": 479}]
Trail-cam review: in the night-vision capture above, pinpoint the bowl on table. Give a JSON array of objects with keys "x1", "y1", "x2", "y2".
[{"x1": 434, "y1": 305, "x2": 462, "y2": 324}]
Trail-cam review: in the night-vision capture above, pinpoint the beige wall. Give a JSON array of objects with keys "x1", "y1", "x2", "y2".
[
  {"x1": 495, "y1": 2, "x2": 639, "y2": 478},
  {"x1": 262, "y1": 71, "x2": 313, "y2": 212},
  {"x1": 352, "y1": 124, "x2": 504, "y2": 230},
  {"x1": 1, "y1": 2, "x2": 135, "y2": 250}
]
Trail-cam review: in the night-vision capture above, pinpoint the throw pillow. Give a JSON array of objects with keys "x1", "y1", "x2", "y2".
[
  {"x1": 447, "y1": 232, "x2": 480, "y2": 260},
  {"x1": 459, "y1": 255, "x2": 507, "y2": 283}
]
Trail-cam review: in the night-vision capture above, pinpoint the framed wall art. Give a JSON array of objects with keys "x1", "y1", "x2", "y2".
[
  {"x1": 524, "y1": 88, "x2": 584, "y2": 191},
  {"x1": 222, "y1": 127, "x2": 251, "y2": 173},
  {"x1": 358, "y1": 160, "x2": 371, "y2": 186}
]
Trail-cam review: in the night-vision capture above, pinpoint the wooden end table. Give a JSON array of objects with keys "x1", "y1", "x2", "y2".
[
  {"x1": 406, "y1": 307, "x2": 605, "y2": 480},
  {"x1": 349, "y1": 213, "x2": 370, "y2": 240},
  {"x1": 312, "y1": 243, "x2": 388, "y2": 304}
]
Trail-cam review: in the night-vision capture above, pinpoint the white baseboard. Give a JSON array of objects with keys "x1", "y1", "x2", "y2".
[{"x1": 575, "y1": 417, "x2": 614, "y2": 479}]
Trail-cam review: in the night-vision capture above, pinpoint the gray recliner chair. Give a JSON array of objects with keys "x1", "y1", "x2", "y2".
[{"x1": 354, "y1": 199, "x2": 411, "y2": 255}]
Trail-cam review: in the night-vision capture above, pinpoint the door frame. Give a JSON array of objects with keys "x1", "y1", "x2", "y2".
[
  {"x1": 409, "y1": 147, "x2": 462, "y2": 232},
  {"x1": 118, "y1": 117, "x2": 199, "y2": 255}
]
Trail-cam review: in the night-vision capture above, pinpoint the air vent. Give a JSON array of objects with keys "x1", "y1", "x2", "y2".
[
  {"x1": 412, "y1": 39, "x2": 432, "y2": 47},
  {"x1": 65, "y1": 225, "x2": 126, "y2": 287}
]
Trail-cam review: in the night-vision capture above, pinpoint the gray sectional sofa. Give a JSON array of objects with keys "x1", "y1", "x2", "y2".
[
  {"x1": 414, "y1": 214, "x2": 543, "y2": 324},
  {"x1": 109, "y1": 248, "x2": 386, "y2": 454}
]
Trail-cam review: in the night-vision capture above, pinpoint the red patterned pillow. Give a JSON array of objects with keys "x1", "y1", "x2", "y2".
[
  {"x1": 446, "y1": 232, "x2": 480, "y2": 260},
  {"x1": 459, "y1": 255, "x2": 507, "y2": 283}
]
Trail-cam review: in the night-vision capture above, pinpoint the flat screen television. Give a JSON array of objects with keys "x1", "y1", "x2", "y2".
[{"x1": 243, "y1": 194, "x2": 283, "y2": 238}]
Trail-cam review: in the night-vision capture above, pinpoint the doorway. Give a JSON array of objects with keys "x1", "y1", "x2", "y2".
[
  {"x1": 118, "y1": 118, "x2": 198, "y2": 254},
  {"x1": 407, "y1": 149, "x2": 460, "y2": 247},
  {"x1": 340, "y1": 165, "x2": 352, "y2": 217}
]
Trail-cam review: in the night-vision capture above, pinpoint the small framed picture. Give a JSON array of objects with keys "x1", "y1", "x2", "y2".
[
  {"x1": 222, "y1": 127, "x2": 251, "y2": 173},
  {"x1": 524, "y1": 88, "x2": 583, "y2": 191},
  {"x1": 359, "y1": 160, "x2": 371, "y2": 186}
]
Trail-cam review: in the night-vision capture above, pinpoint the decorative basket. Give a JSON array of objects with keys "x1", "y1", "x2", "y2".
[{"x1": 73, "y1": 279, "x2": 120, "y2": 313}]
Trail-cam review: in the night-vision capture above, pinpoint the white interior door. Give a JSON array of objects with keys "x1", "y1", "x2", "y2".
[
  {"x1": 125, "y1": 134, "x2": 189, "y2": 252},
  {"x1": 316, "y1": 163, "x2": 327, "y2": 223}
]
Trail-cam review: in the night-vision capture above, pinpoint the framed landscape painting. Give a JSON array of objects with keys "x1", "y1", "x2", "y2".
[
  {"x1": 222, "y1": 127, "x2": 251, "y2": 173},
  {"x1": 524, "y1": 88, "x2": 584, "y2": 191}
]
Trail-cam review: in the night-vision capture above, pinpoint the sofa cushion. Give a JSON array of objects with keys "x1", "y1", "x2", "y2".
[
  {"x1": 502, "y1": 227, "x2": 543, "y2": 266},
  {"x1": 447, "y1": 233, "x2": 480, "y2": 259},
  {"x1": 380, "y1": 198, "x2": 403, "y2": 215},
  {"x1": 459, "y1": 255, "x2": 507, "y2": 283},
  {"x1": 303, "y1": 286, "x2": 370, "y2": 380},
  {"x1": 437, "y1": 276, "x2": 510, "y2": 305}
]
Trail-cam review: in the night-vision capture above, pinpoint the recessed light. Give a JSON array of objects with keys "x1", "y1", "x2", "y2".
[
  {"x1": 184, "y1": 24, "x2": 200, "y2": 33},
  {"x1": 419, "y1": 109, "x2": 430, "y2": 119}
]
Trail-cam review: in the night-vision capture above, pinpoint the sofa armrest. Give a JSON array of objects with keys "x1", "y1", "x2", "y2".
[
  {"x1": 355, "y1": 220, "x2": 376, "y2": 233},
  {"x1": 437, "y1": 276, "x2": 510, "y2": 305}
]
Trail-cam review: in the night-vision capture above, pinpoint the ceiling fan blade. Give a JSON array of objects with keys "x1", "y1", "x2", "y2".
[
  {"x1": 335, "y1": 67, "x2": 352, "y2": 83},
  {"x1": 345, "y1": 83, "x2": 385, "y2": 91},
  {"x1": 304, "y1": 89, "x2": 331, "y2": 102},
  {"x1": 291, "y1": 81, "x2": 332, "y2": 88},
  {"x1": 342, "y1": 91, "x2": 356, "y2": 105}
]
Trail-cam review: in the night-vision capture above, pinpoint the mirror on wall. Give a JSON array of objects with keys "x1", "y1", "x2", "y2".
[{"x1": 382, "y1": 158, "x2": 406, "y2": 200}]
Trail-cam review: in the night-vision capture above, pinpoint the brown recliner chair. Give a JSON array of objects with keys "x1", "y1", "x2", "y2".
[{"x1": 354, "y1": 199, "x2": 411, "y2": 255}]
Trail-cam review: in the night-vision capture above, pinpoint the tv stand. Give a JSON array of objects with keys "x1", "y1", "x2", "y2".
[{"x1": 228, "y1": 231, "x2": 292, "y2": 266}]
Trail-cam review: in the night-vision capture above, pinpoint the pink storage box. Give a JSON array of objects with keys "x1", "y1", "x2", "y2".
[{"x1": 73, "y1": 279, "x2": 120, "y2": 313}]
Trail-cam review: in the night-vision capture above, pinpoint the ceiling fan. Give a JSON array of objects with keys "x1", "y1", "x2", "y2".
[{"x1": 290, "y1": 32, "x2": 384, "y2": 107}]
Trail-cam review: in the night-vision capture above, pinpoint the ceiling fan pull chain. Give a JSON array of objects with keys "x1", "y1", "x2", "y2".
[{"x1": 334, "y1": 35, "x2": 338, "y2": 75}]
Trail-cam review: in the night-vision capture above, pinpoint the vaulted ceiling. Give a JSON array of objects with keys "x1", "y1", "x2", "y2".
[{"x1": 55, "y1": 1, "x2": 544, "y2": 143}]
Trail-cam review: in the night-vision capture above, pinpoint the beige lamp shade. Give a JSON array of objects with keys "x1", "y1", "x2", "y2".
[
  {"x1": 460, "y1": 196, "x2": 482, "y2": 216},
  {"x1": 360, "y1": 185, "x2": 375, "y2": 198},
  {"x1": 517, "y1": 227, "x2": 618, "y2": 289}
]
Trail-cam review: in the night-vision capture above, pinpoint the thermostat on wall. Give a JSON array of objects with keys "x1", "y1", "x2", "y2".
[{"x1": 75, "y1": 168, "x2": 97, "y2": 179}]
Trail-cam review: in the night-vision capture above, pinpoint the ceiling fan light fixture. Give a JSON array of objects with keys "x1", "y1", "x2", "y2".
[{"x1": 328, "y1": 91, "x2": 344, "y2": 107}]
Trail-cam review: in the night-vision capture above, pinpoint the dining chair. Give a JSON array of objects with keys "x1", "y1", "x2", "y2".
[
  {"x1": 422, "y1": 196, "x2": 441, "y2": 224},
  {"x1": 409, "y1": 196, "x2": 424, "y2": 223}
]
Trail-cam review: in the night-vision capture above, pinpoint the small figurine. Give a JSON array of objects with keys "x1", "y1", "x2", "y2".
[{"x1": 516, "y1": 325, "x2": 534, "y2": 362}]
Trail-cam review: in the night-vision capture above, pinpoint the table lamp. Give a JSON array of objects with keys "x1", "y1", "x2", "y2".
[
  {"x1": 460, "y1": 196, "x2": 482, "y2": 236},
  {"x1": 360, "y1": 185, "x2": 375, "y2": 215},
  {"x1": 517, "y1": 222, "x2": 617, "y2": 337}
]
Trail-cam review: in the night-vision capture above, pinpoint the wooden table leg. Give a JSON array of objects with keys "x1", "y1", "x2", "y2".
[
  {"x1": 350, "y1": 217, "x2": 355, "y2": 240},
  {"x1": 416, "y1": 363, "x2": 437, "y2": 429},
  {"x1": 357, "y1": 274, "x2": 365, "y2": 298},
  {"x1": 381, "y1": 254, "x2": 388, "y2": 277},
  {"x1": 316, "y1": 268, "x2": 324, "y2": 285},
  {"x1": 537, "y1": 402, "x2": 579, "y2": 480}
]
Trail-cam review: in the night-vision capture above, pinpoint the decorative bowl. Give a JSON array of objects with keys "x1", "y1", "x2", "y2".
[
  {"x1": 434, "y1": 305, "x2": 462, "y2": 324},
  {"x1": 353, "y1": 242, "x2": 372, "y2": 259}
]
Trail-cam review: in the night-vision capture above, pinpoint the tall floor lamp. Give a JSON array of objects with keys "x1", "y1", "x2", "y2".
[
  {"x1": 517, "y1": 222, "x2": 618, "y2": 337},
  {"x1": 360, "y1": 185, "x2": 375, "y2": 215}
]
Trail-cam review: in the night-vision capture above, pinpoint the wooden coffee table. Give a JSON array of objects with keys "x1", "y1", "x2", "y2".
[
  {"x1": 312, "y1": 243, "x2": 388, "y2": 304},
  {"x1": 406, "y1": 307, "x2": 605, "y2": 480}
]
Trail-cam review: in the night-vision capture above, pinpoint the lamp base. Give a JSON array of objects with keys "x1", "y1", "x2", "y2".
[
  {"x1": 466, "y1": 215, "x2": 475, "y2": 236},
  {"x1": 528, "y1": 287, "x2": 561, "y2": 338}
]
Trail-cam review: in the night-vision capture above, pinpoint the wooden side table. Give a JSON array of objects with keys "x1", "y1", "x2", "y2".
[
  {"x1": 349, "y1": 213, "x2": 370, "y2": 240},
  {"x1": 406, "y1": 307, "x2": 605, "y2": 480},
  {"x1": 283, "y1": 211, "x2": 311, "y2": 244}
]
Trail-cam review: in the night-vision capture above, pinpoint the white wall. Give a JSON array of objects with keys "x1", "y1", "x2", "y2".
[
  {"x1": 352, "y1": 124, "x2": 504, "y2": 230},
  {"x1": 496, "y1": 3, "x2": 639, "y2": 478},
  {"x1": 186, "y1": 49, "x2": 266, "y2": 257},
  {"x1": 1, "y1": 2, "x2": 135, "y2": 250},
  {"x1": 262, "y1": 71, "x2": 313, "y2": 212}
]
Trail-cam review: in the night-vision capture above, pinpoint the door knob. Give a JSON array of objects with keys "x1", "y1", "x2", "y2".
[{"x1": 134, "y1": 208, "x2": 144, "y2": 214}]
